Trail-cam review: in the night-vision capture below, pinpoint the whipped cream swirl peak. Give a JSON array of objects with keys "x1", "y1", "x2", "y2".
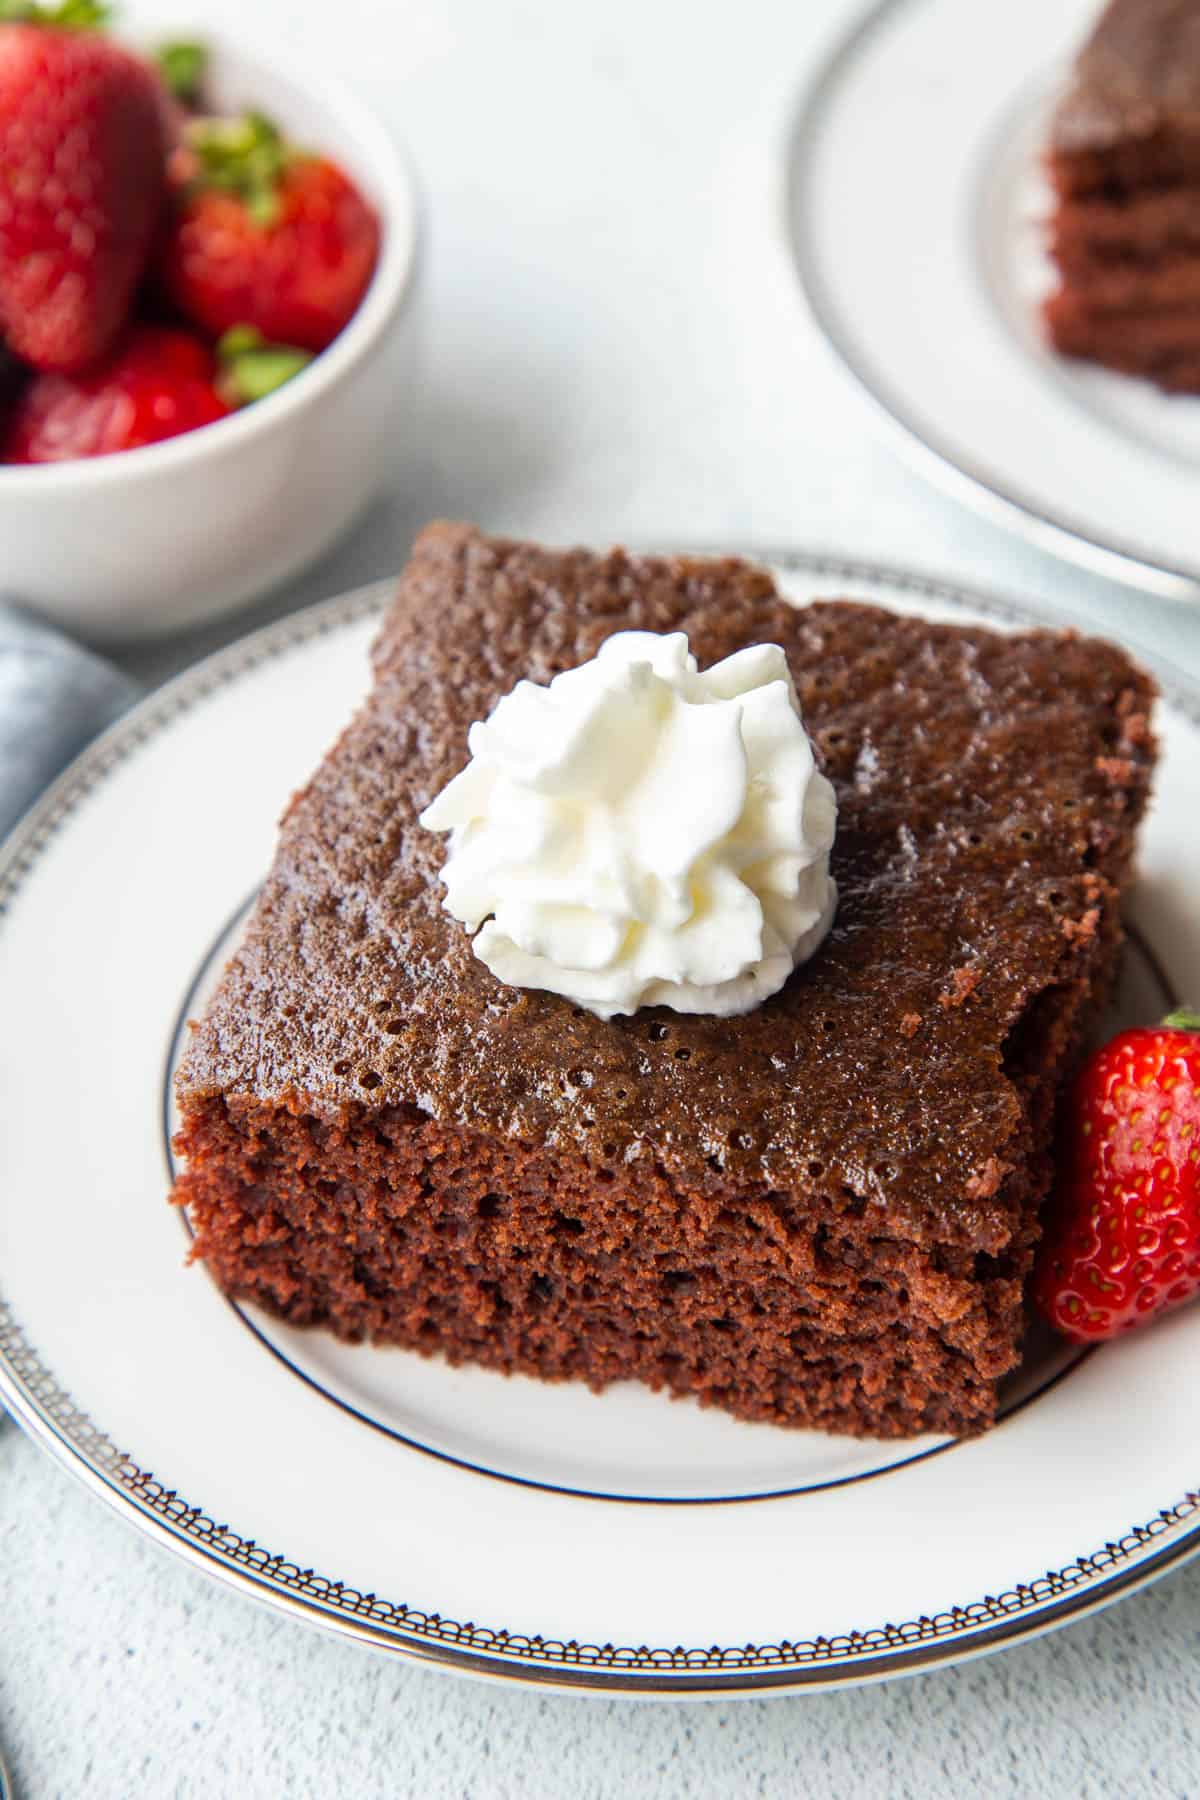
[{"x1": 419, "y1": 630, "x2": 838, "y2": 1020}]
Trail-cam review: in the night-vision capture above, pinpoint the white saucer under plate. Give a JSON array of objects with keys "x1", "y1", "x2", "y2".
[
  {"x1": 2, "y1": 554, "x2": 1198, "y2": 1696},
  {"x1": 789, "y1": 0, "x2": 1200, "y2": 603}
]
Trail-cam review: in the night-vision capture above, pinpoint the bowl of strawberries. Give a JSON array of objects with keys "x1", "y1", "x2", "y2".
[{"x1": 0, "y1": 6, "x2": 419, "y2": 641}]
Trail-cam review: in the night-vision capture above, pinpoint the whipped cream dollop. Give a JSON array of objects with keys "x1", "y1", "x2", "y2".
[{"x1": 419, "y1": 631, "x2": 838, "y2": 1019}]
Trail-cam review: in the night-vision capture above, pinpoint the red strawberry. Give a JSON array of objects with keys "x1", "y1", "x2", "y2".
[
  {"x1": 0, "y1": 340, "x2": 23, "y2": 406},
  {"x1": 159, "y1": 112, "x2": 379, "y2": 354},
  {"x1": 1034, "y1": 1010, "x2": 1200, "y2": 1342},
  {"x1": 1, "y1": 323, "x2": 229, "y2": 462},
  {"x1": 0, "y1": 6, "x2": 170, "y2": 372}
]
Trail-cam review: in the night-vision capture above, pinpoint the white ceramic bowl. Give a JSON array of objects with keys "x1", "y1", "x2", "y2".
[{"x1": 0, "y1": 34, "x2": 420, "y2": 643}]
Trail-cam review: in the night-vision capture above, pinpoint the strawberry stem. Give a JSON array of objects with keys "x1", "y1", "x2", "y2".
[{"x1": 1164, "y1": 1009, "x2": 1200, "y2": 1032}]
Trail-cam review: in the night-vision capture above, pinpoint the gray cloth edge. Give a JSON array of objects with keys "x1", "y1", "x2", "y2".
[{"x1": 0, "y1": 601, "x2": 142, "y2": 844}]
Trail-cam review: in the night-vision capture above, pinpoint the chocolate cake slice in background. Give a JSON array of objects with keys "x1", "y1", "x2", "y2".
[
  {"x1": 170, "y1": 524, "x2": 1157, "y2": 1440},
  {"x1": 1045, "y1": 0, "x2": 1200, "y2": 390}
]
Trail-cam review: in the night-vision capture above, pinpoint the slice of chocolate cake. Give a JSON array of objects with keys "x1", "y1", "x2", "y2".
[
  {"x1": 171, "y1": 525, "x2": 1156, "y2": 1439},
  {"x1": 1045, "y1": 0, "x2": 1200, "y2": 391}
]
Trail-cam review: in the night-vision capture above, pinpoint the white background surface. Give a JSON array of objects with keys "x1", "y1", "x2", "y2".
[{"x1": 3, "y1": 0, "x2": 1200, "y2": 1792}]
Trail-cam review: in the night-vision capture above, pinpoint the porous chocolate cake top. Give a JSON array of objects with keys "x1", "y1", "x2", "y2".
[
  {"x1": 177, "y1": 524, "x2": 1155, "y2": 1245},
  {"x1": 1052, "y1": 0, "x2": 1200, "y2": 153}
]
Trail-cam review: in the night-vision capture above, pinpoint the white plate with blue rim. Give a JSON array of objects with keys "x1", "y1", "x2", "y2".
[
  {"x1": 1, "y1": 550, "x2": 1198, "y2": 1695},
  {"x1": 788, "y1": 0, "x2": 1200, "y2": 604}
]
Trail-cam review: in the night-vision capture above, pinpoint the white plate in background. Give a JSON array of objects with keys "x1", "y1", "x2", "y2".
[{"x1": 788, "y1": 0, "x2": 1200, "y2": 603}]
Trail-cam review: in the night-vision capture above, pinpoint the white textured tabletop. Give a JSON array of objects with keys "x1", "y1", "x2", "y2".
[{"x1": 4, "y1": 1, "x2": 1200, "y2": 1794}]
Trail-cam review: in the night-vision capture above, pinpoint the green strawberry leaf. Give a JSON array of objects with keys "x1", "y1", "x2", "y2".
[
  {"x1": 157, "y1": 39, "x2": 207, "y2": 102},
  {"x1": 185, "y1": 111, "x2": 295, "y2": 228},
  {"x1": 216, "y1": 325, "x2": 313, "y2": 406},
  {"x1": 0, "y1": 0, "x2": 110, "y2": 27}
]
